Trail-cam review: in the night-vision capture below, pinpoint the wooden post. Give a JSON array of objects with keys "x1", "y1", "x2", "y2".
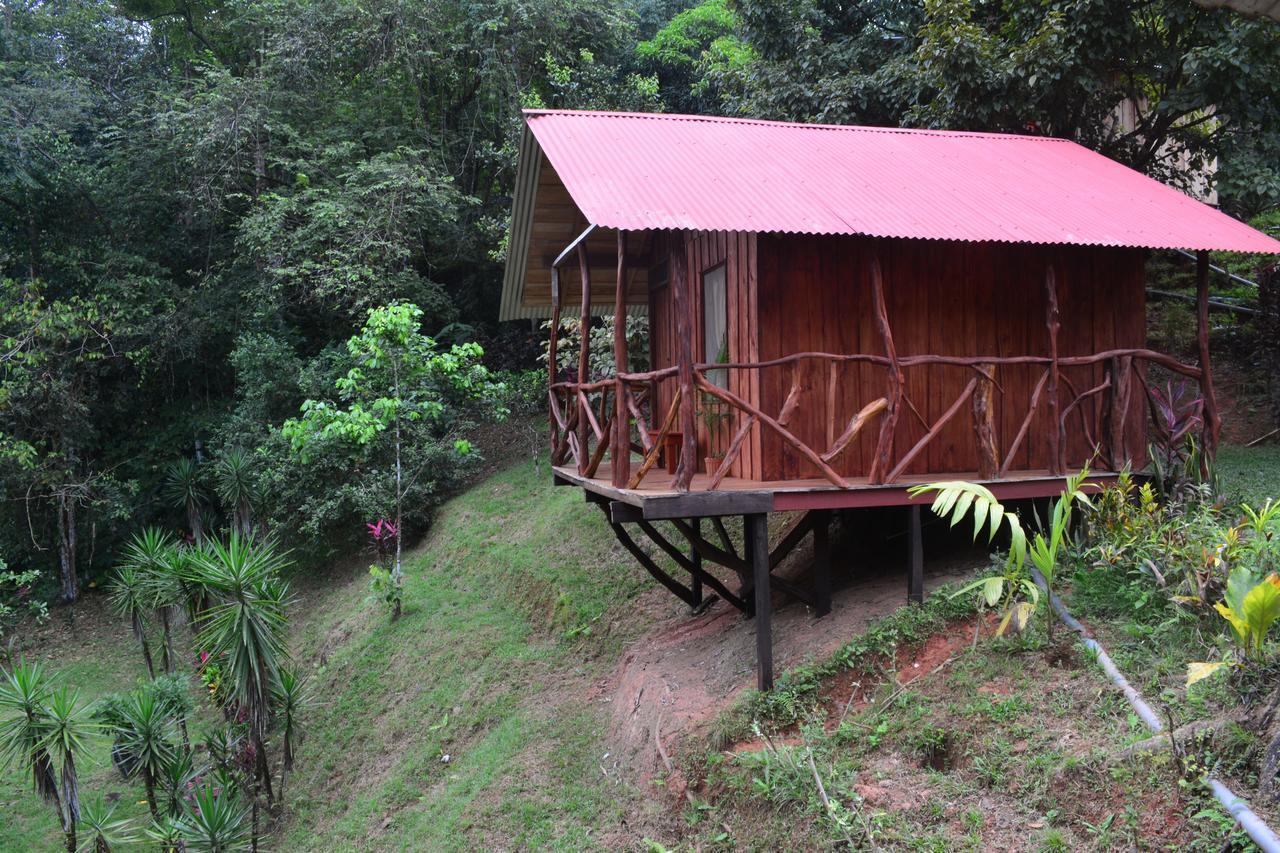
[
  {"x1": 671, "y1": 236, "x2": 697, "y2": 491},
  {"x1": 548, "y1": 266, "x2": 562, "y2": 464},
  {"x1": 812, "y1": 510, "x2": 831, "y2": 617},
  {"x1": 908, "y1": 504, "x2": 923, "y2": 604},
  {"x1": 576, "y1": 244, "x2": 592, "y2": 475},
  {"x1": 973, "y1": 363, "x2": 998, "y2": 480},
  {"x1": 869, "y1": 252, "x2": 903, "y2": 485},
  {"x1": 690, "y1": 517, "x2": 703, "y2": 609},
  {"x1": 612, "y1": 231, "x2": 631, "y2": 488},
  {"x1": 1196, "y1": 250, "x2": 1222, "y2": 462},
  {"x1": 1106, "y1": 355, "x2": 1133, "y2": 470},
  {"x1": 1044, "y1": 265, "x2": 1064, "y2": 476},
  {"x1": 745, "y1": 513, "x2": 773, "y2": 691}
]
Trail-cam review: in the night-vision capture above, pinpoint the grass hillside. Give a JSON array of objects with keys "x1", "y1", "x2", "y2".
[
  {"x1": 274, "y1": 457, "x2": 659, "y2": 849},
  {"x1": 2, "y1": 456, "x2": 671, "y2": 851}
]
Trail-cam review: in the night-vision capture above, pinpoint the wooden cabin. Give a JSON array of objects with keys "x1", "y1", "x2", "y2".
[{"x1": 500, "y1": 109, "x2": 1280, "y2": 689}]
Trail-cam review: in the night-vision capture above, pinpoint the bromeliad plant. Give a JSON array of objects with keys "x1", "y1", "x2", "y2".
[{"x1": 910, "y1": 468, "x2": 1094, "y2": 643}]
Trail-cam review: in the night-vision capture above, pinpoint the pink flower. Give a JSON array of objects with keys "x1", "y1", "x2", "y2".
[{"x1": 199, "y1": 651, "x2": 210, "y2": 664}]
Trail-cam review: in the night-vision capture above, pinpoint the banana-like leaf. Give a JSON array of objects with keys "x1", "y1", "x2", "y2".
[{"x1": 1185, "y1": 660, "x2": 1231, "y2": 687}]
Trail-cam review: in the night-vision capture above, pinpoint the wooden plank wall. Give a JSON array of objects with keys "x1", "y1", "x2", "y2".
[
  {"x1": 648, "y1": 231, "x2": 761, "y2": 479},
  {"x1": 755, "y1": 235, "x2": 1147, "y2": 480}
]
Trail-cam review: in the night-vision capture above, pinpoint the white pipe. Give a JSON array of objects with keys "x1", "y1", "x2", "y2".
[{"x1": 1029, "y1": 567, "x2": 1280, "y2": 852}]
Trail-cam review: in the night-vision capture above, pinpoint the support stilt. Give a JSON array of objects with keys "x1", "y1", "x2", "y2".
[
  {"x1": 746, "y1": 513, "x2": 773, "y2": 691},
  {"x1": 812, "y1": 510, "x2": 831, "y2": 617},
  {"x1": 908, "y1": 504, "x2": 924, "y2": 604},
  {"x1": 690, "y1": 518, "x2": 704, "y2": 610}
]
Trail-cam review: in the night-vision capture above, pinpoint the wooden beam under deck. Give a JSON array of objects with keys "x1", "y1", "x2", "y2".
[{"x1": 554, "y1": 462, "x2": 1122, "y2": 519}]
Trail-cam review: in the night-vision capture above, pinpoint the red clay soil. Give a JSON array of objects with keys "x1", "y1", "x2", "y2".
[{"x1": 598, "y1": 547, "x2": 980, "y2": 779}]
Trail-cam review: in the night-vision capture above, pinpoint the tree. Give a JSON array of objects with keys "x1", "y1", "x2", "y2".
[
  {"x1": 635, "y1": 0, "x2": 754, "y2": 113},
  {"x1": 109, "y1": 530, "x2": 170, "y2": 678},
  {"x1": 185, "y1": 532, "x2": 291, "y2": 819},
  {"x1": 214, "y1": 450, "x2": 255, "y2": 539},
  {"x1": 41, "y1": 686, "x2": 98, "y2": 853},
  {"x1": 271, "y1": 667, "x2": 307, "y2": 804},
  {"x1": 282, "y1": 302, "x2": 504, "y2": 619},
  {"x1": 164, "y1": 460, "x2": 207, "y2": 546},
  {"x1": 113, "y1": 687, "x2": 179, "y2": 821},
  {"x1": 0, "y1": 662, "x2": 61, "y2": 823}
]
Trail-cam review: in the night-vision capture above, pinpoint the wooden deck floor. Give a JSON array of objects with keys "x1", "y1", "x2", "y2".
[{"x1": 554, "y1": 462, "x2": 1120, "y2": 519}]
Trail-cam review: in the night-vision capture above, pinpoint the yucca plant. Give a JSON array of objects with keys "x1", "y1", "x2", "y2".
[
  {"x1": 110, "y1": 529, "x2": 177, "y2": 678},
  {"x1": 76, "y1": 794, "x2": 138, "y2": 852},
  {"x1": 214, "y1": 450, "x2": 255, "y2": 539},
  {"x1": 272, "y1": 667, "x2": 308, "y2": 803},
  {"x1": 164, "y1": 458, "x2": 207, "y2": 544},
  {"x1": 159, "y1": 748, "x2": 202, "y2": 817},
  {"x1": 186, "y1": 532, "x2": 292, "y2": 806},
  {"x1": 144, "y1": 814, "x2": 185, "y2": 853},
  {"x1": 0, "y1": 662, "x2": 61, "y2": 816},
  {"x1": 174, "y1": 783, "x2": 252, "y2": 852},
  {"x1": 42, "y1": 685, "x2": 98, "y2": 852},
  {"x1": 113, "y1": 687, "x2": 179, "y2": 819}
]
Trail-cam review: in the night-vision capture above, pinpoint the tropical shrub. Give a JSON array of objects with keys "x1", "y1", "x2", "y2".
[{"x1": 911, "y1": 469, "x2": 1093, "y2": 642}]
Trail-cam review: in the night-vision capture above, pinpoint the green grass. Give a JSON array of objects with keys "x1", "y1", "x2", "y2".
[
  {"x1": 276, "y1": 456, "x2": 651, "y2": 849},
  {"x1": 1217, "y1": 442, "x2": 1280, "y2": 507},
  {"x1": 3, "y1": 456, "x2": 654, "y2": 851}
]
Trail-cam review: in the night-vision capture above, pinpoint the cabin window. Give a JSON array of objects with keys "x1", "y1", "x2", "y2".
[{"x1": 702, "y1": 264, "x2": 728, "y2": 388}]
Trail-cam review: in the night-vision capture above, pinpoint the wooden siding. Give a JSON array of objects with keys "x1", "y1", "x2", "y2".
[
  {"x1": 753, "y1": 235, "x2": 1147, "y2": 480},
  {"x1": 648, "y1": 231, "x2": 761, "y2": 479}
]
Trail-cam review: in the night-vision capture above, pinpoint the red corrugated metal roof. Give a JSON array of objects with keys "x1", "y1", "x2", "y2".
[{"x1": 525, "y1": 109, "x2": 1280, "y2": 254}]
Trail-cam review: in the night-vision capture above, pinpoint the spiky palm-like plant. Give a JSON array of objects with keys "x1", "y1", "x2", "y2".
[
  {"x1": 174, "y1": 783, "x2": 252, "y2": 852},
  {"x1": 214, "y1": 450, "x2": 255, "y2": 539},
  {"x1": 76, "y1": 795, "x2": 138, "y2": 852},
  {"x1": 0, "y1": 662, "x2": 60, "y2": 815},
  {"x1": 186, "y1": 532, "x2": 292, "y2": 807},
  {"x1": 143, "y1": 814, "x2": 184, "y2": 853},
  {"x1": 42, "y1": 686, "x2": 98, "y2": 852},
  {"x1": 109, "y1": 530, "x2": 174, "y2": 678},
  {"x1": 272, "y1": 667, "x2": 308, "y2": 804},
  {"x1": 163, "y1": 458, "x2": 207, "y2": 544},
  {"x1": 114, "y1": 688, "x2": 179, "y2": 820}
]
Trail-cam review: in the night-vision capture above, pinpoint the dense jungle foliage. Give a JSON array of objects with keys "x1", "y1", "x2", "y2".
[{"x1": 2, "y1": 0, "x2": 1279, "y2": 608}]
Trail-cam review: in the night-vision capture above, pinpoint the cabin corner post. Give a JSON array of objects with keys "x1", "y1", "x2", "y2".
[
  {"x1": 868, "y1": 251, "x2": 903, "y2": 485},
  {"x1": 548, "y1": 266, "x2": 563, "y2": 464},
  {"x1": 671, "y1": 233, "x2": 697, "y2": 491},
  {"x1": 1044, "y1": 264, "x2": 1064, "y2": 476},
  {"x1": 1195, "y1": 250, "x2": 1222, "y2": 463},
  {"x1": 576, "y1": 244, "x2": 592, "y2": 475},
  {"x1": 611, "y1": 231, "x2": 631, "y2": 488}
]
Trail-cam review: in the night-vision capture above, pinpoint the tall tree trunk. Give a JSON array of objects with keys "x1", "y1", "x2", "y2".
[
  {"x1": 60, "y1": 756, "x2": 78, "y2": 853},
  {"x1": 187, "y1": 498, "x2": 203, "y2": 545},
  {"x1": 143, "y1": 769, "x2": 159, "y2": 821},
  {"x1": 391, "y1": 364, "x2": 404, "y2": 621},
  {"x1": 256, "y1": 733, "x2": 275, "y2": 804},
  {"x1": 132, "y1": 612, "x2": 156, "y2": 678},
  {"x1": 160, "y1": 607, "x2": 174, "y2": 674},
  {"x1": 57, "y1": 493, "x2": 78, "y2": 602}
]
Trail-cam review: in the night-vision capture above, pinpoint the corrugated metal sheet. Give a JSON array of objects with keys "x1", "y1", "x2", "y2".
[{"x1": 524, "y1": 109, "x2": 1280, "y2": 254}]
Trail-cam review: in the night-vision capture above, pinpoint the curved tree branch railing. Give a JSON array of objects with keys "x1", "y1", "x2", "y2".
[{"x1": 545, "y1": 233, "x2": 1217, "y2": 495}]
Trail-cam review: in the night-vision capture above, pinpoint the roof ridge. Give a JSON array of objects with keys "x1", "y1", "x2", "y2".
[{"x1": 521, "y1": 108, "x2": 1071, "y2": 144}]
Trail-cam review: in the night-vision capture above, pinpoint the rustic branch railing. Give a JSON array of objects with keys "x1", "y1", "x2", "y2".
[
  {"x1": 545, "y1": 234, "x2": 1218, "y2": 495},
  {"x1": 549, "y1": 343, "x2": 1203, "y2": 491}
]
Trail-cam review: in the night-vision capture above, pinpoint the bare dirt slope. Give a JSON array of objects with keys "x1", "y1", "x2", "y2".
[{"x1": 597, "y1": 528, "x2": 980, "y2": 782}]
